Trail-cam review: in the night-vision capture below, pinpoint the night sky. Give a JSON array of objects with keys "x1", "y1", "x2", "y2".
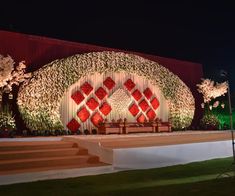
[{"x1": 1, "y1": 1, "x2": 235, "y2": 90}]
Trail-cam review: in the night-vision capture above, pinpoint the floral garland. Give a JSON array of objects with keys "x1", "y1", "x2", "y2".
[{"x1": 17, "y1": 52, "x2": 195, "y2": 130}]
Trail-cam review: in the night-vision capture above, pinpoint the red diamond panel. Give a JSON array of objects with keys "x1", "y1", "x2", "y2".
[
  {"x1": 137, "y1": 113, "x2": 146, "y2": 123},
  {"x1": 91, "y1": 112, "x2": 104, "y2": 127},
  {"x1": 139, "y1": 99, "x2": 149, "y2": 112},
  {"x1": 80, "y1": 82, "x2": 93, "y2": 95},
  {"x1": 129, "y1": 103, "x2": 140, "y2": 116},
  {"x1": 95, "y1": 87, "x2": 107, "y2": 100},
  {"x1": 124, "y1": 79, "x2": 135, "y2": 91},
  {"x1": 103, "y1": 77, "x2": 115, "y2": 90},
  {"x1": 86, "y1": 97, "x2": 99, "y2": 111},
  {"x1": 143, "y1": 88, "x2": 153, "y2": 100},
  {"x1": 146, "y1": 108, "x2": 156, "y2": 120},
  {"x1": 151, "y1": 97, "x2": 160, "y2": 110},
  {"x1": 99, "y1": 102, "x2": 112, "y2": 116},
  {"x1": 66, "y1": 118, "x2": 80, "y2": 133},
  {"x1": 77, "y1": 107, "x2": 90, "y2": 122},
  {"x1": 132, "y1": 89, "x2": 142, "y2": 101},
  {"x1": 71, "y1": 91, "x2": 84, "y2": 105}
]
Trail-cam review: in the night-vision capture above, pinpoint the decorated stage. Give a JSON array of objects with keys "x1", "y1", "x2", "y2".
[{"x1": 0, "y1": 31, "x2": 232, "y2": 185}]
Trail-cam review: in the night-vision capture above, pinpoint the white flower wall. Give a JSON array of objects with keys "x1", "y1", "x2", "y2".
[{"x1": 17, "y1": 51, "x2": 195, "y2": 130}]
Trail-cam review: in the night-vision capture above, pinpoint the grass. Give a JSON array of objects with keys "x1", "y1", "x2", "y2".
[{"x1": 0, "y1": 157, "x2": 235, "y2": 196}]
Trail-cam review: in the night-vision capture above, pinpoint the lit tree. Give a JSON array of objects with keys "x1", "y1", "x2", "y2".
[
  {"x1": 197, "y1": 78, "x2": 229, "y2": 129},
  {"x1": 197, "y1": 78, "x2": 228, "y2": 103},
  {"x1": 0, "y1": 54, "x2": 31, "y2": 98}
]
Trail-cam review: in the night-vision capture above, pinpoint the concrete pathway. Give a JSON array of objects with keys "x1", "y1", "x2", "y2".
[{"x1": 0, "y1": 165, "x2": 125, "y2": 185}]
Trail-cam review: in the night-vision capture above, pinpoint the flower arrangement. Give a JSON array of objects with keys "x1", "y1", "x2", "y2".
[
  {"x1": 103, "y1": 77, "x2": 115, "y2": 90},
  {"x1": 17, "y1": 52, "x2": 195, "y2": 130},
  {"x1": 80, "y1": 82, "x2": 93, "y2": 95},
  {"x1": 0, "y1": 105, "x2": 16, "y2": 131},
  {"x1": 108, "y1": 88, "x2": 132, "y2": 116}
]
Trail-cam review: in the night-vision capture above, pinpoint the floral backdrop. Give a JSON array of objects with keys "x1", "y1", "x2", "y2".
[
  {"x1": 60, "y1": 72, "x2": 169, "y2": 131},
  {"x1": 17, "y1": 51, "x2": 195, "y2": 130}
]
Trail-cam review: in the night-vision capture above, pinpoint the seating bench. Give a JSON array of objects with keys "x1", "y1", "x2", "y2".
[
  {"x1": 98, "y1": 121, "x2": 124, "y2": 134},
  {"x1": 98, "y1": 118, "x2": 172, "y2": 134},
  {"x1": 156, "y1": 120, "x2": 172, "y2": 132},
  {"x1": 124, "y1": 122, "x2": 157, "y2": 134}
]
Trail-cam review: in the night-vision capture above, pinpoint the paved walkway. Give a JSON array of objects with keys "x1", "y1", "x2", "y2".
[{"x1": 0, "y1": 165, "x2": 126, "y2": 185}]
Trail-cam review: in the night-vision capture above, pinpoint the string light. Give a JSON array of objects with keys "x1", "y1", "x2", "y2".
[{"x1": 9, "y1": 93, "x2": 13, "y2": 99}]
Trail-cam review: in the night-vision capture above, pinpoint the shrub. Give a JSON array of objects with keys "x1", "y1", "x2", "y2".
[
  {"x1": 200, "y1": 113, "x2": 220, "y2": 130},
  {"x1": 0, "y1": 105, "x2": 16, "y2": 131}
]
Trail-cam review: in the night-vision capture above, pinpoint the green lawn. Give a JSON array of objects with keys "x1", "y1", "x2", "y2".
[{"x1": 1, "y1": 157, "x2": 235, "y2": 196}]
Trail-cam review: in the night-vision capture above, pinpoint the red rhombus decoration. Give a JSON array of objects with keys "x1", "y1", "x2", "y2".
[
  {"x1": 143, "y1": 88, "x2": 153, "y2": 100},
  {"x1": 86, "y1": 97, "x2": 99, "y2": 111},
  {"x1": 91, "y1": 112, "x2": 104, "y2": 127},
  {"x1": 132, "y1": 89, "x2": 142, "y2": 101},
  {"x1": 129, "y1": 103, "x2": 140, "y2": 117},
  {"x1": 80, "y1": 82, "x2": 93, "y2": 95},
  {"x1": 103, "y1": 77, "x2": 115, "y2": 90},
  {"x1": 71, "y1": 90, "x2": 85, "y2": 105},
  {"x1": 151, "y1": 97, "x2": 160, "y2": 110},
  {"x1": 146, "y1": 108, "x2": 156, "y2": 120},
  {"x1": 67, "y1": 118, "x2": 80, "y2": 132},
  {"x1": 99, "y1": 102, "x2": 112, "y2": 116},
  {"x1": 137, "y1": 113, "x2": 146, "y2": 123},
  {"x1": 77, "y1": 107, "x2": 90, "y2": 122},
  {"x1": 95, "y1": 87, "x2": 107, "y2": 100},
  {"x1": 139, "y1": 99, "x2": 149, "y2": 112},
  {"x1": 124, "y1": 79, "x2": 135, "y2": 91}
]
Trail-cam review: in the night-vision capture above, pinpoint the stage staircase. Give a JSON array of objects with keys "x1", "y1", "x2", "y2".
[{"x1": 0, "y1": 141, "x2": 104, "y2": 175}]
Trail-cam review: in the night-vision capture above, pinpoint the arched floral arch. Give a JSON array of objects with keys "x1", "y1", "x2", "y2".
[{"x1": 17, "y1": 51, "x2": 195, "y2": 130}]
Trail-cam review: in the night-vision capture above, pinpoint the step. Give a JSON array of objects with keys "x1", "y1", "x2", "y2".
[
  {"x1": 0, "y1": 155, "x2": 100, "y2": 171},
  {"x1": 0, "y1": 162, "x2": 108, "y2": 175},
  {"x1": 0, "y1": 141, "x2": 77, "y2": 151},
  {"x1": 0, "y1": 148, "x2": 88, "y2": 160}
]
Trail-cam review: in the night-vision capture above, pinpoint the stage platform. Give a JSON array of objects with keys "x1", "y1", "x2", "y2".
[
  {"x1": 0, "y1": 130, "x2": 233, "y2": 185},
  {"x1": 63, "y1": 131, "x2": 233, "y2": 169}
]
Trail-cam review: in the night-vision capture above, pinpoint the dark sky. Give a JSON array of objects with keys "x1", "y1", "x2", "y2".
[{"x1": 1, "y1": 1, "x2": 235, "y2": 89}]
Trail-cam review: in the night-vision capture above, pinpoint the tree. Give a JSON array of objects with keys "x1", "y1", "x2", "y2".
[
  {"x1": 197, "y1": 78, "x2": 228, "y2": 103},
  {"x1": 0, "y1": 54, "x2": 31, "y2": 98}
]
